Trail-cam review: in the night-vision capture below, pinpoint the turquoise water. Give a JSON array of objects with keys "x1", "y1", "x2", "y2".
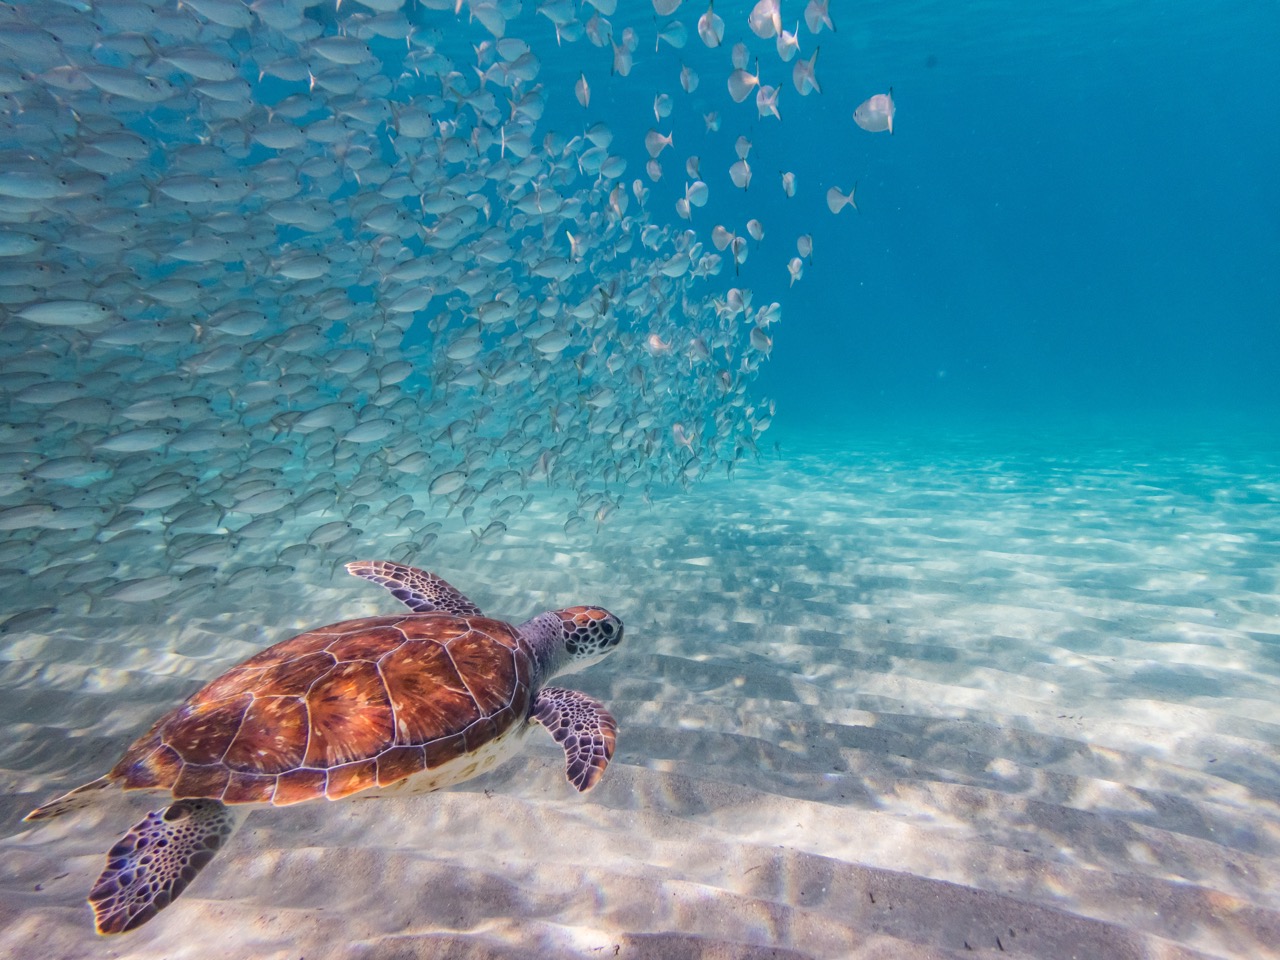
[
  {"x1": 754, "y1": 1, "x2": 1280, "y2": 429},
  {"x1": 1, "y1": 2, "x2": 1278, "y2": 958}
]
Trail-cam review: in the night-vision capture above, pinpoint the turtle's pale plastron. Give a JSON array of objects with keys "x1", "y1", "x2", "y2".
[{"x1": 24, "y1": 561, "x2": 623, "y2": 935}]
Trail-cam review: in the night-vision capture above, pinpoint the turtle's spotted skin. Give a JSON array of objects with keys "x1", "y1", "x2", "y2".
[
  {"x1": 24, "y1": 561, "x2": 624, "y2": 936},
  {"x1": 112, "y1": 614, "x2": 532, "y2": 805}
]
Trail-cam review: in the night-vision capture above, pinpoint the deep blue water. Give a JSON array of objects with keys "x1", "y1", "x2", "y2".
[
  {"x1": 762, "y1": 1, "x2": 1280, "y2": 429},
  {"x1": 521, "y1": 0, "x2": 1280, "y2": 433}
]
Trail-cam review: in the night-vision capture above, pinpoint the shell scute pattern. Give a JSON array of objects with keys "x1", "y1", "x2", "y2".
[
  {"x1": 225, "y1": 696, "x2": 308, "y2": 771},
  {"x1": 248, "y1": 653, "x2": 337, "y2": 698},
  {"x1": 274, "y1": 769, "x2": 327, "y2": 805},
  {"x1": 325, "y1": 758, "x2": 378, "y2": 800},
  {"x1": 161, "y1": 694, "x2": 251, "y2": 762},
  {"x1": 395, "y1": 614, "x2": 474, "y2": 644},
  {"x1": 375, "y1": 745, "x2": 427, "y2": 787},
  {"x1": 108, "y1": 615, "x2": 530, "y2": 806},
  {"x1": 463, "y1": 716, "x2": 501, "y2": 754},
  {"x1": 326, "y1": 625, "x2": 408, "y2": 661},
  {"x1": 117, "y1": 744, "x2": 182, "y2": 790},
  {"x1": 224, "y1": 770, "x2": 276, "y2": 805},
  {"x1": 172, "y1": 764, "x2": 230, "y2": 800},
  {"x1": 448, "y1": 624, "x2": 524, "y2": 714},
  {"x1": 379, "y1": 639, "x2": 479, "y2": 743},
  {"x1": 303, "y1": 659, "x2": 393, "y2": 767},
  {"x1": 422, "y1": 734, "x2": 468, "y2": 769}
]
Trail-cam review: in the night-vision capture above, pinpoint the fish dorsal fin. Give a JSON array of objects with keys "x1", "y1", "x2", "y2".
[{"x1": 346, "y1": 560, "x2": 483, "y2": 616}]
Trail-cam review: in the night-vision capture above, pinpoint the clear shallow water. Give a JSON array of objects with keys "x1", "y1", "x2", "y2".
[
  {"x1": 5, "y1": 426, "x2": 1280, "y2": 958},
  {"x1": 1, "y1": 0, "x2": 1278, "y2": 957}
]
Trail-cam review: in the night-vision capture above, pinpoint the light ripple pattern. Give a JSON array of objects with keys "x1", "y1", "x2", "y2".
[{"x1": 3, "y1": 430, "x2": 1279, "y2": 959}]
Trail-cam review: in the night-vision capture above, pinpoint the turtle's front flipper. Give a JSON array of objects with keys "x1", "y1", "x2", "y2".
[
  {"x1": 89, "y1": 799, "x2": 241, "y2": 935},
  {"x1": 345, "y1": 560, "x2": 483, "y2": 616},
  {"x1": 531, "y1": 687, "x2": 618, "y2": 791}
]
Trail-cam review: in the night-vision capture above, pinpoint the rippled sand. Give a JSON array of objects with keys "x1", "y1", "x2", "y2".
[{"x1": 3, "y1": 428, "x2": 1279, "y2": 959}]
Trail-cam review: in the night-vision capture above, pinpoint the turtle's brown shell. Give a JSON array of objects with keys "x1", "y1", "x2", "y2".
[{"x1": 107, "y1": 615, "x2": 532, "y2": 805}]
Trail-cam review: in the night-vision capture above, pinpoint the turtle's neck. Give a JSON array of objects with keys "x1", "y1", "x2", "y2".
[{"x1": 518, "y1": 610, "x2": 566, "y2": 686}]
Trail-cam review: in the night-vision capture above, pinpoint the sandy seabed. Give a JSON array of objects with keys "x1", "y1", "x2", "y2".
[{"x1": 2, "y1": 428, "x2": 1279, "y2": 960}]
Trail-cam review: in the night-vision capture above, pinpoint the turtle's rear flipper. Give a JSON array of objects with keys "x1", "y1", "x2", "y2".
[
  {"x1": 24, "y1": 776, "x2": 113, "y2": 822},
  {"x1": 531, "y1": 687, "x2": 618, "y2": 792},
  {"x1": 90, "y1": 798, "x2": 238, "y2": 935}
]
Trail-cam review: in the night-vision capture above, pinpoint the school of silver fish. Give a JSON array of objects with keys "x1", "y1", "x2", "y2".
[{"x1": 0, "y1": 0, "x2": 889, "y2": 622}]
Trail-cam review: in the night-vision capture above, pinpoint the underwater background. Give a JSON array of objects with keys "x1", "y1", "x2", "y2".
[
  {"x1": 1, "y1": 1, "x2": 1278, "y2": 958},
  {"x1": 756, "y1": 0, "x2": 1280, "y2": 433}
]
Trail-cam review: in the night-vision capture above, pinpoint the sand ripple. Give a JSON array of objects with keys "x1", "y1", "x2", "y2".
[{"x1": 3, "y1": 432, "x2": 1279, "y2": 958}]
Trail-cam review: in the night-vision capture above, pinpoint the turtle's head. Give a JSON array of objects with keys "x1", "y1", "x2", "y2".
[
  {"x1": 521, "y1": 606, "x2": 624, "y2": 680},
  {"x1": 553, "y1": 606, "x2": 623, "y2": 673}
]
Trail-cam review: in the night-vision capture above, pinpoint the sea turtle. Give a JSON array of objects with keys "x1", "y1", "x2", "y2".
[{"x1": 24, "y1": 560, "x2": 623, "y2": 935}]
